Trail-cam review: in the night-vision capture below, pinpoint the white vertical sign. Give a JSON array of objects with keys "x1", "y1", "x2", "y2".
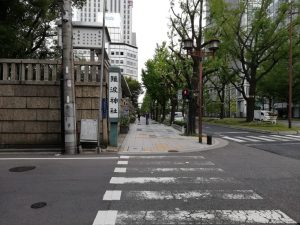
[{"x1": 109, "y1": 72, "x2": 120, "y2": 118}]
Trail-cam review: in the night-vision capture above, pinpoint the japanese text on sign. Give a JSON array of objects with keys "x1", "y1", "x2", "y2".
[{"x1": 109, "y1": 73, "x2": 119, "y2": 118}]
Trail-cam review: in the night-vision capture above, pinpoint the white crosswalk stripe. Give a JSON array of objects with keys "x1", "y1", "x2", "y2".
[
  {"x1": 103, "y1": 189, "x2": 263, "y2": 201},
  {"x1": 247, "y1": 136, "x2": 275, "y2": 142},
  {"x1": 260, "y1": 135, "x2": 290, "y2": 141},
  {"x1": 222, "y1": 134, "x2": 300, "y2": 143},
  {"x1": 110, "y1": 176, "x2": 236, "y2": 184},
  {"x1": 127, "y1": 167, "x2": 224, "y2": 173},
  {"x1": 93, "y1": 210, "x2": 296, "y2": 225},
  {"x1": 93, "y1": 154, "x2": 296, "y2": 225},
  {"x1": 222, "y1": 136, "x2": 246, "y2": 142},
  {"x1": 234, "y1": 136, "x2": 260, "y2": 142}
]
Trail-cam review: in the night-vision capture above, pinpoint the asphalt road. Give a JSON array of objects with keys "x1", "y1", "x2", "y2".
[
  {"x1": 204, "y1": 123, "x2": 300, "y2": 160},
  {"x1": 0, "y1": 146, "x2": 299, "y2": 225}
]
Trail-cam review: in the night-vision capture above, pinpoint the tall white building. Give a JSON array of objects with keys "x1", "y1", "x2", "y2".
[
  {"x1": 73, "y1": 0, "x2": 135, "y2": 45},
  {"x1": 73, "y1": 0, "x2": 138, "y2": 80}
]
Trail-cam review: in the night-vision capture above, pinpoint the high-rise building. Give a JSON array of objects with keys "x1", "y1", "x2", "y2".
[{"x1": 73, "y1": 0, "x2": 138, "y2": 80}]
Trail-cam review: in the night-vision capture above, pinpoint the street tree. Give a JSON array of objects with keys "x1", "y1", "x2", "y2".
[
  {"x1": 0, "y1": 0, "x2": 85, "y2": 58},
  {"x1": 209, "y1": 0, "x2": 297, "y2": 121},
  {"x1": 124, "y1": 76, "x2": 143, "y2": 109},
  {"x1": 169, "y1": 0, "x2": 208, "y2": 133}
]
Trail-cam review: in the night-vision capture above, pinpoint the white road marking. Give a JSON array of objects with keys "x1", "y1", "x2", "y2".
[
  {"x1": 286, "y1": 134, "x2": 300, "y2": 139},
  {"x1": 124, "y1": 190, "x2": 262, "y2": 200},
  {"x1": 118, "y1": 156, "x2": 205, "y2": 159},
  {"x1": 222, "y1": 136, "x2": 246, "y2": 143},
  {"x1": 103, "y1": 190, "x2": 122, "y2": 200},
  {"x1": 221, "y1": 132, "x2": 250, "y2": 134},
  {"x1": 247, "y1": 136, "x2": 275, "y2": 142},
  {"x1": 235, "y1": 136, "x2": 260, "y2": 142},
  {"x1": 271, "y1": 135, "x2": 300, "y2": 141},
  {"x1": 130, "y1": 167, "x2": 224, "y2": 173},
  {"x1": 260, "y1": 135, "x2": 289, "y2": 142},
  {"x1": 96, "y1": 210, "x2": 296, "y2": 224},
  {"x1": 92, "y1": 210, "x2": 117, "y2": 225},
  {"x1": 117, "y1": 161, "x2": 128, "y2": 165},
  {"x1": 109, "y1": 177, "x2": 235, "y2": 184},
  {"x1": 0, "y1": 157, "x2": 118, "y2": 160},
  {"x1": 137, "y1": 161, "x2": 215, "y2": 166},
  {"x1": 119, "y1": 156, "x2": 130, "y2": 159},
  {"x1": 114, "y1": 168, "x2": 127, "y2": 173}
]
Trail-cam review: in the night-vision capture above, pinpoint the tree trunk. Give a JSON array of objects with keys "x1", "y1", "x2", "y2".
[
  {"x1": 187, "y1": 99, "x2": 196, "y2": 135},
  {"x1": 246, "y1": 85, "x2": 256, "y2": 122}
]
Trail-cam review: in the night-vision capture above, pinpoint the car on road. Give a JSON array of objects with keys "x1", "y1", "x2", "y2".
[{"x1": 174, "y1": 112, "x2": 184, "y2": 122}]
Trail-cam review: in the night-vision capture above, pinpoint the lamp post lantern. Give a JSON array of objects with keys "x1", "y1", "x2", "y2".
[{"x1": 183, "y1": 38, "x2": 220, "y2": 143}]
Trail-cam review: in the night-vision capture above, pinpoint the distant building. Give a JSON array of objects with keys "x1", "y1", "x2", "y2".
[{"x1": 73, "y1": 0, "x2": 138, "y2": 80}]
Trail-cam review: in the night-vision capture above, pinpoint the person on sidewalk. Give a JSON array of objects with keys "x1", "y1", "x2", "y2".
[
  {"x1": 145, "y1": 112, "x2": 149, "y2": 125},
  {"x1": 137, "y1": 112, "x2": 141, "y2": 122}
]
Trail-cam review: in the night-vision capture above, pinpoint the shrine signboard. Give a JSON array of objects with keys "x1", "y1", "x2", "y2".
[{"x1": 109, "y1": 72, "x2": 120, "y2": 119}]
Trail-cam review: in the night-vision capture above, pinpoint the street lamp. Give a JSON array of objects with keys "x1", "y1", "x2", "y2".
[{"x1": 183, "y1": 38, "x2": 220, "y2": 143}]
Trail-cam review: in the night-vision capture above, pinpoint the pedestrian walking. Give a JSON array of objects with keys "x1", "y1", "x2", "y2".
[{"x1": 145, "y1": 112, "x2": 149, "y2": 125}]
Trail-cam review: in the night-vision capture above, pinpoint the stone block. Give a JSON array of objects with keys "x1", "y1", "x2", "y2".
[
  {"x1": 35, "y1": 133, "x2": 60, "y2": 144},
  {"x1": 37, "y1": 85, "x2": 60, "y2": 97},
  {"x1": 0, "y1": 121, "x2": 25, "y2": 133},
  {"x1": 91, "y1": 98, "x2": 99, "y2": 109},
  {"x1": 13, "y1": 109, "x2": 37, "y2": 120},
  {"x1": 49, "y1": 97, "x2": 60, "y2": 109},
  {"x1": 47, "y1": 122, "x2": 61, "y2": 133},
  {"x1": 37, "y1": 110, "x2": 60, "y2": 121},
  {"x1": 0, "y1": 97, "x2": 27, "y2": 108},
  {"x1": 26, "y1": 97, "x2": 50, "y2": 108},
  {"x1": 0, "y1": 134, "x2": 35, "y2": 145},
  {"x1": 25, "y1": 121, "x2": 48, "y2": 133},
  {"x1": 0, "y1": 109, "x2": 15, "y2": 120},
  {"x1": 82, "y1": 86, "x2": 98, "y2": 97},
  {"x1": 76, "y1": 98, "x2": 92, "y2": 109},
  {"x1": 79, "y1": 110, "x2": 92, "y2": 119},
  {"x1": 0, "y1": 85, "x2": 14, "y2": 96},
  {"x1": 91, "y1": 110, "x2": 99, "y2": 119},
  {"x1": 75, "y1": 86, "x2": 83, "y2": 97},
  {"x1": 14, "y1": 85, "x2": 37, "y2": 96}
]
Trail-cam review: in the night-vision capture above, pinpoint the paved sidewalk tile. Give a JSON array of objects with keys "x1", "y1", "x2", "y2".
[{"x1": 119, "y1": 117, "x2": 228, "y2": 153}]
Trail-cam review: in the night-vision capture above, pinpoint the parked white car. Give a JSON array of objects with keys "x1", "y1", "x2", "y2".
[{"x1": 174, "y1": 112, "x2": 184, "y2": 122}]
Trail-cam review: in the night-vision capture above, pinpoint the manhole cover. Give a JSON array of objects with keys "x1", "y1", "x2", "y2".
[
  {"x1": 9, "y1": 166, "x2": 36, "y2": 172},
  {"x1": 31, "y1": 202, "x2": 47, "y2": 209},
  {"x1": 136, "y1": 128, "x2": 142, "y2": 131},
  {"x1": 168, "y1": 150, "x2": 178, "y2": 152}
]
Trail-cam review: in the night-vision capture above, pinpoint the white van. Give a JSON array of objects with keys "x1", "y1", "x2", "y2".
[{"x1": 254, "y1": 110, "x2": 277, "y2": 123}]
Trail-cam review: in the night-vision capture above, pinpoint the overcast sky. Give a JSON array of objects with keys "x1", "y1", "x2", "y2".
[{"x1": 132, "y1": 0, "x2": 171, "y2": 82}]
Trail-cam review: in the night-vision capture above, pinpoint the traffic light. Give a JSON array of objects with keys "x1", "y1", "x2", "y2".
[{"x1": 182, "y1": 89, "x2": 190, "y2": 99}]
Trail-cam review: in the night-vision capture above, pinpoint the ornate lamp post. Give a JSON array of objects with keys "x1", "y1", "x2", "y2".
[{"x1": 183, "y1": 38, "x2": 220, "y2": 143}]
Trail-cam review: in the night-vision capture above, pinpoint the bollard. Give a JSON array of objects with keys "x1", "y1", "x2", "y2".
[{"x1": 207, "y1": 135, "x2": 212, "y2": 145}]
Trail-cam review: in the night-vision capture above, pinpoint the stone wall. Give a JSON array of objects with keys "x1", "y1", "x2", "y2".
[
  {"x1": 0, "y1": 81, "x2": 107, "y2": 149},
  {"x1": 0, "y1": 58, "x2": 109, "y2": 150}
]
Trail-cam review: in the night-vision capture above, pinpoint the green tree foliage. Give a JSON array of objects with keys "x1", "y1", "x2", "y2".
[
  {"x1": 0, "y1": 0, "x2": 85, "y2": 58},
  {"x1": 124, "y1": 76, "x2": 143, "y2": 109},
  {"x1": 209, "y1": 0, "x2": 299, "y2": 121},
  {"x1": 142, "y1": 42, "x2": 187, "y2": 123}
]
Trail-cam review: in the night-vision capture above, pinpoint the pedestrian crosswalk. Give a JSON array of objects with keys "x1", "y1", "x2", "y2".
[
  {"x1": 92, "y1": 155, "x2": 297, "y2": 225},
  {"x1": 222, "y1": 134, "x2": 300, "y2": 143}
]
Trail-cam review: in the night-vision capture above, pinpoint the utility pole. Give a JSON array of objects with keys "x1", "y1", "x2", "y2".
[
  {"x1": 97, "y1": 0, "x2": 107, "y2": 152},
  {"x1": 61, "y1": 0, "x2": 77, "y2": 154},
  {"x1": 288, "y1": 1, "x2": 293, "y2": 129}
]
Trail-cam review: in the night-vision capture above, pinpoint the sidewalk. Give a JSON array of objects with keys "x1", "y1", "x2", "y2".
[{"x1": 117, "y1": 117, "x2": 228, "y2": 154}]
